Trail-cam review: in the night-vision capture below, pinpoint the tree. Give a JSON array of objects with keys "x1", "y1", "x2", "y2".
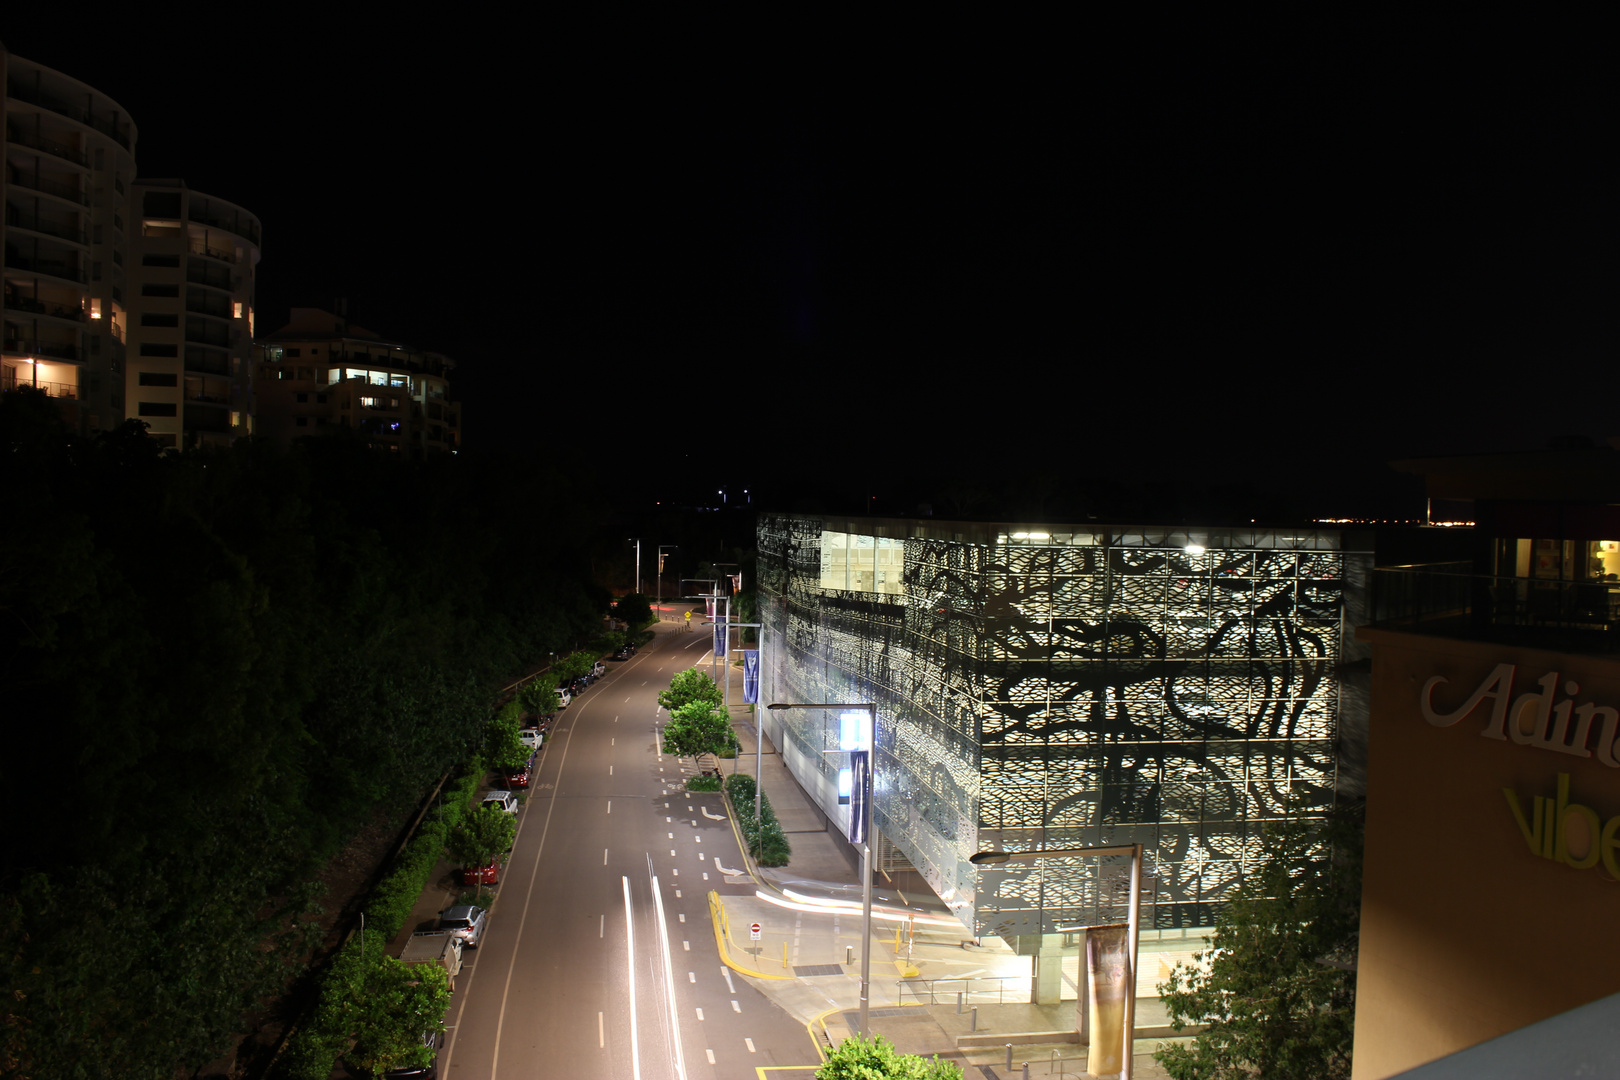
[
  {"x1": 816, "y1": 1033, "x2": 961, "y2": 1079},
  {"x1": 485, "y1": 703, "x2": 530, "y2": 771},
  {"x1": 1154, "y1": 797, "x2": 1363, "y2": 1080},
  {"x1": 447, "y1": 804, "x2": 517, "y2": 868},
  {"x1": 661, "y1": 700, "x2": 737, "y2": 761},
  {"x1": 344, "y1": 956, "x2": 451, "y2": 1077},
  {"x1": 518, "y1": 673, "x2": 560, "y2": 716},
  {"x1": 658, "y1": 667, "x2": 723, "y2": 713},
  {"x1": 614, "y1": 592, "x2": 653, "y2": 627}
]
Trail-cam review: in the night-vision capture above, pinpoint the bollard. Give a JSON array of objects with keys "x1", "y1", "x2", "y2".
[
  {"x1": 845, "y1": 945, "x2": 853, "y2": 965},
  {"x1": 956, "y1": 991, "x2": 964, "y2": 1014},
  {"x1": 1005, "y1": 1043, "x2": 1014, "y2": 1069},
  {"x1": 1020, "y1": 1064, "x2": 1029, "y2": 1080},
  {"x1": 970, "y1": 1006, "x2": 979, "y2": 1032},
  {"x1": 1051, "y1": 1047, "x2": 1062, "y2": 1079}
]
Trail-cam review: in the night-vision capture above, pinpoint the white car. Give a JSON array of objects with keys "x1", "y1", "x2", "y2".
[
  {"x1": 519, "y1": 730, "x2": 543, "y2": 751},
  {"x1": 481, "y1": 791, "x2": 519, "y2": 815},
  {"x1": 556, "y1": 687, "x2": 572, "y2": 708}
]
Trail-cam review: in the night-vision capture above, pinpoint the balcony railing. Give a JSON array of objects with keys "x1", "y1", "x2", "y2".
[
  {"x1": 5, "y1": 172, "x2": 90, "y2": 206},
  {"x1": 185, "y1": 293, "x2": 232, "y2": 319},
  {"x1": 3, "y1": 294, "x2": 89, "y2": 322},
  {"x1": 188, "y1": 238, "x2": 236, "y2": 264},
  {"x1": 186, "y1": 262, "x2": 233, "y2": 290},
  {"x1": 184, "y1": 348, "x2": 229, "y2": 375},
  {"x1": 188, "y1": 206, "x2": 261, "y2": 246},
  {"x1": 5, "y1": 208, "x2": 88, "y2": 246},
  {"x1": 4, "y1": 79, "x2": 133, "y2": 151},
  {"x1": 4, "y1": 250, "x2": 88, "y2": 283},
  {"x1": 1, "y1": 372, "x2": 77, "y2": 397},
  {"x1": 5, "y1": 125, "x2": 88, "y2": 166},
  {"x1": 1370, "y1": 564, "x2": 1620, "y2": 653},
  {"x1": 3, "y1": 337, "x2": 80, "y2": 361}
]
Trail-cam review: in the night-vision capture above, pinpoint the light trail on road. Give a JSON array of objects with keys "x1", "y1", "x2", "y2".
[
  {"x1": 623, "y1": 875, "x2": 641, "y2": 1079},
  {"x1": 649, "y1": 862, "x2": 688, "y2": 1080}
]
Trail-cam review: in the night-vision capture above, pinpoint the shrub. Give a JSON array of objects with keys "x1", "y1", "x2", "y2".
[
  {"x1": 685, "y1": 775, "x2": 722, "y2": 792},
  {"x1": 724, "y1": 773, "x2": 790, "y2": 867}
]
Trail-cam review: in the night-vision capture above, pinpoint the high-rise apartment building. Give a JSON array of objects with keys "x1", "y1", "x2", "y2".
[
  {"x1": 255, "y1": 307, "x2": 461, "y2": 454},
  {"x1": 126, "y1": 179, "x2": 259, "y2": 449},
  {"x1": 2, "y1": 44, "x2": 137, "y2": 432}
]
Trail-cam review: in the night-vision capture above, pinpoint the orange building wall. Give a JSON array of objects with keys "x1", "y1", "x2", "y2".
[{"x1": 1352, "y1": 629, "x2": 1620, "y2": 1079}]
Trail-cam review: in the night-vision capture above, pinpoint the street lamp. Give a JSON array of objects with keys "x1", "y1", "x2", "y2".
[
  {"x1": 970, "y1": 843, "x2": 1144, "y2": 1080},
  {"x1": 766, "y1": 701, "x2": 876, "y2": 1038},
  {"x1": 657, "y1": 544, "x2": 677, "y2": 611}
]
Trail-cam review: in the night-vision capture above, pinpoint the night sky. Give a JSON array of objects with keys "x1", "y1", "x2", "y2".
[{"x1": 6, "y1": 17, "x2": 1614, "y2": 520}]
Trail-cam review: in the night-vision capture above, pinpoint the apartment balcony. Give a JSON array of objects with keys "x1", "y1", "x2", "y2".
[
  {"x1": 5, "y1": 125, "x2": 88, "y2": 167},
  {"x1": 184, "y1": 320, "x2": 230, "y2": 348},
  {"x1": 4, "y1": 207, "x2": 88, "y2": 246},
  {"x1": 3, "y1": 337, "x2": 80, "y2": 362},
  {"x1": 2, "y1": 294, "x2": 89, "y2": 324},
  {"x1": 1370, "y1": 563, "x2": 1620, "y2": 655},
  {"x1": 186, "y1": 261, "x2": 233, "y2": 290},
  {"x1": 188, "y1": 237, "x2": 236, "y2": 264},
  {"x1": 4, "y1": 249, "x2": 87, "y2": 284},
  {"x1": 187, "y1": 204, "x2": 260, "y2": 247},
  {"x1": 184, "y1": 292, "x2": 232, "y2": 319},
  {"x1": 4, "y1": 78, "x2": 133, "y2": 151},
  {"x1": 4, "y1": 172, "x2": 90, "y2": 207},
  {"x1": 1, "y1": 370, "x2": 77, "y2": 397},
  {"x1": 184, "y1": 347, "x2": 230, "y2": 375}
]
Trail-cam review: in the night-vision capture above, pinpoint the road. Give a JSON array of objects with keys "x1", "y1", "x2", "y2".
[{"x1": 439, "y1": 621, "x2": 817, "y2": 1078}]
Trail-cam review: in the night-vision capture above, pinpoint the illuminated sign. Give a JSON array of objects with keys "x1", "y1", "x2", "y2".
[{"x1": 1421, "y1": 664, "x2": 1620, "y2": 766}]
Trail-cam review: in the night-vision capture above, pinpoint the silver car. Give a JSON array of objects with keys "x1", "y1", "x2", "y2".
[{"x1": 438, "y1": 905, "x2": 487, "y2": 948}]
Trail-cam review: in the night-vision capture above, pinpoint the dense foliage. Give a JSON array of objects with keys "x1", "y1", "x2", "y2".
[
  {"x1": 662, "y1": 700, "x2": 738, "y2": 761},
  {"x1": 1156, "y1": 798, "x2": 1364, "y2": 1080},
  {"x1": 447, "y1": 804, "x2": 517, "y2": 868},
  {"x1": 815, "y1": 1033, "x2": 961, "y2": 1079},
  {"x1": 725, "y1": 773, "x2": 791, "y2": 867},
  {"x1": 658, "y1": 666, "x2": 723, "y2": 713},
  {"x1": 0, "y1": 392, "x2": 607, "y2": 1079}
]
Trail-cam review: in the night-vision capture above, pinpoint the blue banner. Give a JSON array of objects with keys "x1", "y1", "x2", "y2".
[
  {"x1": 712, "y1": 616, "x2": 727, "y2": 657},
  {"x1": 849, "y1": 750, "x2": 869, "y2": 845},
  {"x1": 741, "y1": 649, "x2": 759, "y2": 704}
]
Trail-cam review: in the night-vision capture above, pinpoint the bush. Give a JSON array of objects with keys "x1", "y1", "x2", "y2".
[
  {"x1": 724, "y1": 773, "x2": 790, "y2": 867},
  {"x1": 685, "y1": 775, "x2": 722, "y2": 792}
]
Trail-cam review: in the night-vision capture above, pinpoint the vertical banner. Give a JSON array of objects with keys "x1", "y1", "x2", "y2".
[
  {"x1": 741, "y1": 649, "x2": 759, "y2": 704},
  {"x1": 848, "y1": 750, "x2": 869, "y2": 844},
  {"x1": 712, "y1": 617, "x2": 728, "y2": 657},
  {"x1": 1085, "y1": 923, "x2": 1130, "y2": 1078}
]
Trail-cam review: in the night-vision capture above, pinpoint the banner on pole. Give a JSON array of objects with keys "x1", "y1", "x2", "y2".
[
  {"x1": 1085, "y1": 923, "x2": 1130, "y2": 1077},
  {"x1": 741, "y1": 649, "x2": 759, "y2": 703},
  {"x1": 712, "y1": 616, "x2": 728, "y2": 657},
  {"x1": 848, "y1": 750, "x2": 869, "y2": 845}
]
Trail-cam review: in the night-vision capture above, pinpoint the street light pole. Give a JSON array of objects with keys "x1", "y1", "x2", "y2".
[
  {"x1": 969, "y1": 843, "x2": 1144, "y2": 1080},
  {"x1": 707, "y1": 620, "x2": 765, "y2": 824},
  {"x1": 657, "y1": 545, "x2": 677, "y2": 613},
  {"x1": 767, "y1": 701, "x2": 876, "y2": 1039}
]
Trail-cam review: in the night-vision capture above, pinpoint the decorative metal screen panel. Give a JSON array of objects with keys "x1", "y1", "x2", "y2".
[{"x1": 757, "y1": 513, "x2": 1359, "y2": 939}]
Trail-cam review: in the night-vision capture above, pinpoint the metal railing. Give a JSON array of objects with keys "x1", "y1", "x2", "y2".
[
  {"x1": 188, "y1": 238, "x2": 236, "y2": 264},
  {"x1": 1371, "y1": 564, "x2": 1620, "y2": 652},
  {"x1": 3, "y1": 251, "x2": 88, "y2": 283},
  {"x1": 3, "y1": 294, "x2": 88, "y2": 322},
  {"x1": 5, "y1": 79, "x2": 133, "y2": 150},
  {"x1": 4, "y1": 337, "x2": 81, "y2": 361},
  {"x1": 5, "y1": 209, "x2": 88, "y2": 246},
  {"x1": 897, "y1": 975, "x2": 1030, "y2": 1006},
  {"x1": 5, "y1": 172, "x2": 90, "y2": 205},
  {"x1": 5, "y1": 125, "x2": 87, "y2": 166},
  {"x1": 1, "y1": 373, "x2": 77, "y2": 397}
]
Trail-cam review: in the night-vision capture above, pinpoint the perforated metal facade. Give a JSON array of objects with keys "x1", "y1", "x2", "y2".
[{"x1": 757, "y1": 513, "x2": 1369, "y2": 939}]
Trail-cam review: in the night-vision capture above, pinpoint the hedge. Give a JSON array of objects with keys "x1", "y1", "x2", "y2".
[{"x1": 724, "y1": 773, "x2": 791, "y2": 867}]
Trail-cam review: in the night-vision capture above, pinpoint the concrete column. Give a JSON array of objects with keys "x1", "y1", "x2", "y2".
[{"x1": 1013, "y1": 934, "x2": 1069, "y2": 1006}]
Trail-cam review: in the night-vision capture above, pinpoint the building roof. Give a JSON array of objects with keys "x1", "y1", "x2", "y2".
[{"x1": 262, "y1": 308, "x2": 393, "y2": 345}]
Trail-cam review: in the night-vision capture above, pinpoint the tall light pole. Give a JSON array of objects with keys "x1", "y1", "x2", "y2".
[
  {"x1": 628, "y1": 538, "x2": 642, "y2": 595},
  {"x1": 969, "y1": 843, "x2": 1144, "y2": 1080},
  {"x1": 705, "y1": 619, "x2": 763, "y2": 808},
  {"x1": 766, "y1": 701, "x2": 876, "y2": 1039},
  {"x1": 657, "y1": 544, "x2": 677, "y2": 612}
]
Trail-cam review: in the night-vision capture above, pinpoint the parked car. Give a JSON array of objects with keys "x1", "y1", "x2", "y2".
[
  {"x1": 612, "y1": 646, "x2": 633, "y2": 661},
  {"x1": 556, "y1": 687, "x2": 572, "y2": 708},
  {"x1": 481, "y1": 791, "x2": 519, "y2": 815},
  {"x1": 461, "y1": 859, "x2": 500, "y2": 886},
  {"x1": 591, "y1": 661, "x2": 606, "y2": 678},
  {"x1": 437, "y1": 905, "x2": 487, "y2": 948},
  {"x1": 518, "y1": 730, "x2": 543, "y2": 752},
  {"x1": 503, "y1": 753, "x2": 535, "y2": 789}
]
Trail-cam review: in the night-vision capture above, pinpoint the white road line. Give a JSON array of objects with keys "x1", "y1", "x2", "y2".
[
  {"x1": 722, "y1": 968, "x2": 735, "y2": 994},
  {"x1": 731, "y1": 1000, "x2": 740, "y2": 1012},
  {"x1": 607, "y1": 802, "x2": 611, "y2": 814},
  {"x1": 706, "y1": 1049, "x2": 716, "y2": 1064},
  {"x1": 612, "y1": 738, "x2": 615, "y2": 745},
  {"x1": 678, "y1": 913, "x2": 685, "y2": 923},
  {"x1": 696, "y1": 1007, "x2": 705, "y2": 1020},
  {"x1": 689, "y1": 972, "x2": 696, "y2": 983},
  {"x1": 610, "y1": 765, "x2": 613, "y2": 775},
  {"x1": 668, "y1": 833, "x2": 674, "y2": 839},
  {"x1": 604, "y1": 849, "x2": 609, "y2": 865},
  {"x1": 745, "y1": 1038, "x2": 756, "y2": 1053},
  {"x1": 683, "y1": 940, "x2": 690, "y2": 951},
  {"x1": 670, "y1": 849, "x2": 676, "y2": 856},
  {"x1": 675, "y1": 890, "x2": 681, "y2": 898},
  {"x1": 625, "y1": 696, "x2": 631, "y2": 702},
  {"x1": 598, "y1": 1012, "x2": 604, "y2": 1048},
  {"x1": 599, "y1": 914, "x2": 604, "y2": 938}
]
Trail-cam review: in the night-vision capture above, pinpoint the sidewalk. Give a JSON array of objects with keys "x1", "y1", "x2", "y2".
[{"x1": 711, "y1": 656, "x2": 1194, "y2": 1077}]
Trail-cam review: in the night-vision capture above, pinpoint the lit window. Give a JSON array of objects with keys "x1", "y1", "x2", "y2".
[{"x1": 233, "y1": 301, "x2": 244, "y2": 318}]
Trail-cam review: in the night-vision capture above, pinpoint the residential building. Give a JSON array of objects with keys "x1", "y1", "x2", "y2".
[
  {"x1": 2, "y1": 43, "x2": 137, "y2": 432},
  {"x1": 756, "y1": 512, "x2": 1370, "y2": 992},
  {"x1": 1352, "y1": 445, "x2": 1620, "y2": 1078},
  {"x1": 126, "y1": 179, "x2": 260, "y2": 449},
  {"x1": 254, "y1": 307, "x2": 461, "y2": 454}
]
